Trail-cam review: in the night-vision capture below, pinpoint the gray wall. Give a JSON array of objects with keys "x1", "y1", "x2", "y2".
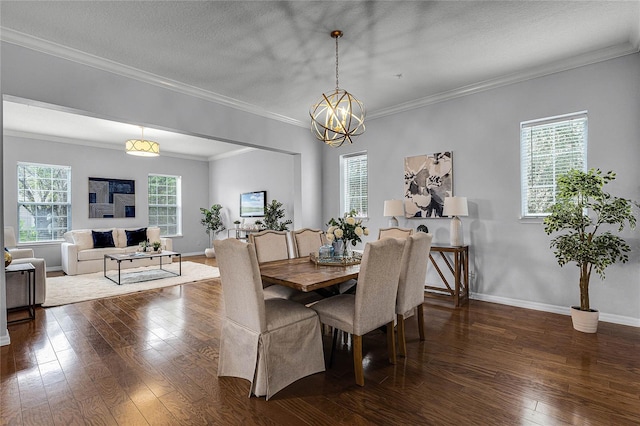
[
  {"x1": 323, "y1": 53, "x2": 640, "y2": 324},
  {"x1": 3, "y1": 135, "x2": 211, "y2": 263},
  {"x1": 209, "y1": 149, "x2": 295, "y2": 239}
]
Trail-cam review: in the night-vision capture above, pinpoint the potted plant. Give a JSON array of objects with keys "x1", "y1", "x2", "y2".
[
  {"x1": 233, "y1": 220, "x2": 241, "y2": 229},
  {"x1": 152, "y1": 241, "x2": 162, "y2": 252},
  {"x1": 200, "y1": 204, "x2": 226, "y2": 258},
  {"x1": 543, "y1": 168, "x2": 637, "y2": 333},
  {"x1": 263, "y1": 199, "x2": 293, "y2": 231}
]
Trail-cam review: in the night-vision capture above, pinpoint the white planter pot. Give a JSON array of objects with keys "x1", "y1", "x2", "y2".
[
  {"x1": 204, "y1": 248, "x2": 216, "y2": 258},
  {"x1": 570, "y1": 306, "x2": 599, "y2": 333}
]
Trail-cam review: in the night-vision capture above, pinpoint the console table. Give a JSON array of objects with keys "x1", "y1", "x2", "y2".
[
  {"x1": 425, "y1": 245, "x2": 469, "y2": 307},
  {"x1": 227, "y1": 228, "x2": 263, "y2": 241},
  {"x1": 6, "y1": 262, "x2": 36, "y2": 323}
]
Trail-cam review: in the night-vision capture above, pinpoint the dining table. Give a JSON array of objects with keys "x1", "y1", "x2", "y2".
[{"x1": 259, "y1": 256, "x2": 360, "y2": 293}]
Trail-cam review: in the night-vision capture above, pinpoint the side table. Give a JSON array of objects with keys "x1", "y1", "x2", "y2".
[
  {"x1": 6, "y1": 262, "x2": 37, "y2": 323},
  {"x1": 425, "y1": 245, "x2": 469, "y2": 307}
]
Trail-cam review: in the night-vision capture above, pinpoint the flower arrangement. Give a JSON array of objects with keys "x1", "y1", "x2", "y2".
[{"x1": 326, "y1": 210, "x2": 369, "y2": 256}]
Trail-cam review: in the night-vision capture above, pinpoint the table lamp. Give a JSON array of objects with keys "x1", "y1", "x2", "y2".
[
  {"x1": 383, "y1": 199, "x2": 404, "y2": 227},
  {"x1": 443, "y1": 196, "x2": 468, "y2": 246}
]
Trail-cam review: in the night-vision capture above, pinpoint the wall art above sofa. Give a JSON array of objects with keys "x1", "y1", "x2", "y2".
[{"x1": 89, "y1": 177, "x2": 135, "y2": 218}]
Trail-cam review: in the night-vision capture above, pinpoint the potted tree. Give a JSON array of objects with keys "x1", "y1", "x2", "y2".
[
  {"x1": 543, "y1": 169, "x2": 637, "y2": 333},
  {"x1": 263, "y1": 199, "x2": 293, "y2": 231},
  {"x1": 200, "y1": 204, "x2": 226, "y2": 258}
]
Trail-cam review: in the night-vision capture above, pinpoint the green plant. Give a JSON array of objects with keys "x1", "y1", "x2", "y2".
[
  {"x1": 200, "y1": 204, "x2": 226, "y2": 240},
  {"x1": 543, "y1": 169, "x2": 637, "y2": 312},
  {"x1": 152, "y1": 241, "x2": 162, "y2": 250},
  {"x1": 326, "y1": 210, "x2": 369, "y2": 247},
  {"x1": 263, "y1": 199, "x2": 292, "y2": 231}
]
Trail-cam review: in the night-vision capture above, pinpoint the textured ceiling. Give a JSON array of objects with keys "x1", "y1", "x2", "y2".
[{"x1": 1, "y1": 1, "x2": 639, "y2": 158}]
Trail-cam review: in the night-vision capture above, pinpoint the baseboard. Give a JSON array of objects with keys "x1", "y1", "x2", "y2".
[
  {"x1": 471, "y1": 293, "x2": 640, "y2": 328},
  {"x1": 0, "y1": 329, "x2": 11, "y2": 346}
]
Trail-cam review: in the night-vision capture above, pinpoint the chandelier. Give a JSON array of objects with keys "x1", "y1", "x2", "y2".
[
  {"x1": 125, "y1": 127, "x2": 160, "y2": 157},
  {"x1": 310, "y1": 30, "x2": 365, "y2": 148}
]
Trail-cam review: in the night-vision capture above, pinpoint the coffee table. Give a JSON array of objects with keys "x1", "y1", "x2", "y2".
[{"x1": 104, "y1": 251, "x2": 181, "y2": 285}]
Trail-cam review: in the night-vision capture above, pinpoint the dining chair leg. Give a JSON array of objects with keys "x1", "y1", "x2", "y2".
[
  {"x1": 329, "y1": 328, "x2": 339, "y2": 368},
  {"x1": 386, "y1": 321, "x2": 396, "y2": 365},
  {"x1": 353, "y1": 334, "x2": 364, "y2": 386},
  {"x1": 397, "y1": 314, "x2": 407, "y2": 357},
  {"x1": 417, "y1": 303, "x2": 425, "y2": 341}
]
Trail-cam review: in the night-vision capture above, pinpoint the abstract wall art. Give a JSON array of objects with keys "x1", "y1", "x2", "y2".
[
  {"x1": 89, "y1": 177, "x2": 135, "y2": 218},
  {"x1": 404, "y1": 152, "x2": 453, "y2": 218}
]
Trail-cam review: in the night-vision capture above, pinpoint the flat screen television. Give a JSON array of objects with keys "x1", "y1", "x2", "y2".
[{"x1": 240, "y1": 191, "x2": 267, "y2": 217}]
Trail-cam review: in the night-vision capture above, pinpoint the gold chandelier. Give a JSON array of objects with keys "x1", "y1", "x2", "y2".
[
  {"x1": 310, "y1": 30, "x2": 365, "y2": 148},
  {"x1": 125, "y1": 127, "x2": 160, "y2": 157}
]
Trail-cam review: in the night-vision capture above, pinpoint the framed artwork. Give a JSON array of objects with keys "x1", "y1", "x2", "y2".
[
  {"x1": 404, "y1": 152, "x2": 453, "y2": 218},
  {"x1": 89, "y1": 177, "x2": 135, "y2": 218}
]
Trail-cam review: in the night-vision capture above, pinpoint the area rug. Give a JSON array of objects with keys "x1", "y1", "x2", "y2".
[{"x1": 43, "y1": 261, "x2": 220, "y2": 307}]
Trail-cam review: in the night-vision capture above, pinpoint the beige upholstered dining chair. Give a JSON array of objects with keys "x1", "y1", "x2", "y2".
[
  {"x1": 396, "y1": 232, "x2": 433, "y2": 357},
  {"x1": 310, "y1": 237, "x2": 406, "y2": 386},
  {"x1": 248, "y1": 230, "x2": 291, "y2": 263},
  {"x1": 214, "y1": 238, "x2": 325, "y2": 400},
  {"x1": 291, "y1": 228, "x2": 326, "y2": 258},
  {"x1": 249, "y1": 229, "x2": 320, "y2": 303},
  {"x1": 378, "y1": 227, "x2": 413, "y2": 240}
]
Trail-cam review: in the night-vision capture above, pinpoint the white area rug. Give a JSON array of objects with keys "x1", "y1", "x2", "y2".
[{"x1": 43, "y1": 261, "x2": 220, "y2": 307}]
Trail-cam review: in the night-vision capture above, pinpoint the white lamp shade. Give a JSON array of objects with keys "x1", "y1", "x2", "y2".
[
  {"x1": 383, "y1": 199, "x2": 404, "y2": 217},
  {"x1": 443, "y1": 196, "x2": 468, "y2": 217}
]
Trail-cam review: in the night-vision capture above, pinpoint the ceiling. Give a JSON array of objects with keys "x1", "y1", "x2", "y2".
[{"x1": 1, "y1": 1, "x2": 639, "y2": 159}]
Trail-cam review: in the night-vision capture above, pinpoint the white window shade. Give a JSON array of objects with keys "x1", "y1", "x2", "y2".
[
  {"x1": 520, "y1": 112, "x2": 587, "y2": 217},
  {"x1": 341, "y1": 152, "x2": 368, "y2": 217}
]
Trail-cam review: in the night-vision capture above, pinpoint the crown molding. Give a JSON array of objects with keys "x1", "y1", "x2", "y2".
[
  {"x1": 369, "y1": 42, "x2": 639, "y2": 121},
  {"x1": 0, "y1": 28, "x2": 306, "y2": 128},
  {"x1": 3, "y1": 27, "x2": 638, "y2": 126},
  {"x1": 3, "y1": 129, "x2": 226, "y2": 162}
]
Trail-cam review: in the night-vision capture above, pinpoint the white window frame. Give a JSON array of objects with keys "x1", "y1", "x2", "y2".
[
  {"x1": 148, "y1": 174, "x2": 182, "y2": 236},
  {"x1": 340, "y1": 151, "x2": 368, "y2": 218},
  {"x1": 520, "y1": 111, "x2": 587, "y2": 218},
  {"x1": 17, "y1": 162, "x2": 72, "y2": 243}
]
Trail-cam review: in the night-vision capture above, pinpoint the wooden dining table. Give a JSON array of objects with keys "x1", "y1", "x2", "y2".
[{"x1": 259, "y1": 256, "x2": 360, "y2": 292}]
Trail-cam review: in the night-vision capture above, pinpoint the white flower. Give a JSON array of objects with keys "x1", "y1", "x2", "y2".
[
  {"x1": 363, "y1": 228, "x2": 369, "y2": 236},
  {"x1": 326, "y1": 233, "x2": 335, "y2": 242},
  {"x1": 327, "y1": 225, "x2": 337, "y2": 234},
  {"x1": 345, "y1": 216, "x2": 356, "y2": 226},
  {"x1": 355, "y1": 226, "x2": 363, "y2": 236},
  {"x1": 334, "y1": 228, "x2": 344, "y2": 239}
]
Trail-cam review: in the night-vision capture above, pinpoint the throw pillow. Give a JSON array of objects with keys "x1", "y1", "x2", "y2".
[
  {"x1": 92, "y1": 230, "x2": 115, "y2": 249},
  {"x1": 125, "y1": 228, "x2": 148, "y2": 247},
  {"x1": 73, "y1": 231, "x2": 94, "y2": 251}
]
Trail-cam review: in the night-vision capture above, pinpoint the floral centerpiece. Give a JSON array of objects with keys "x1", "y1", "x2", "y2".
[{"x1": 326, "y1": 210, "x2": 369, "y2": 257}]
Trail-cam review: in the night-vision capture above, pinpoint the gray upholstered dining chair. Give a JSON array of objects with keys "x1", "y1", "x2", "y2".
[
  {"x1": 310, "y1": 237, "x2": 406, "y2": 386},
  {"x1": 291, "y1": 228, "x2": 326, "y2": 258},
  {"x1": 378, "y1": 227, "x2": 413, "y2": 240},
  {"x1": 396, "y1": 232, "x2": 433, "y2": 357},
  {"x1": 214, "y1": 238, "x2": 325, "y2": 400}
]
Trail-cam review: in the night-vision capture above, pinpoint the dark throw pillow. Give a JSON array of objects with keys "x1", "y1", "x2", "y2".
[
  {"x1": 125, "y1": 227, "x2": 148, "y2": 247},
  {"x1": 92, "y1": 230, "x2": 115, "y2": 248}
]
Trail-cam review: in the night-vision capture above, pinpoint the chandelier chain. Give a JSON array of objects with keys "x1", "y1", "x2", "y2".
[{"x1": 335, "y1": 35, "x2": 339, "y2": 90}]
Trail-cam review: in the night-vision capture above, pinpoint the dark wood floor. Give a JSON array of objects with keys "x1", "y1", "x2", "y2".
[{"x1": 2, "y1": 255, "x2": 639, "y2": 425}]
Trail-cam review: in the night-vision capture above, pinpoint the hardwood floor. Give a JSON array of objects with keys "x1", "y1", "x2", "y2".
[{"x1": 2, "y1": 255, "x2": 639, "y2": 425}]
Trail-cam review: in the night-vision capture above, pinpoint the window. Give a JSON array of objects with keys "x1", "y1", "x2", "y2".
[
  {"x1": 520, "y1": 112, "x2": 587, "y2": 218},
  {"x1": 148, "y1": 174, "x2": 181, "y2": 236},
  {"x1": 341, "y1": 152, "x2": 368, "y2": 217},
  {"x1": 17, "y1": 162, "x2": 72, "y2": 242}
]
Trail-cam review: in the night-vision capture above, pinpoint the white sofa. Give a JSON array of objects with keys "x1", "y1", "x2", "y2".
[
  {"x1": 61, "y1": 227, "x2": 172, "y2": 275},
  {"x1": 4, "y1": 226, "x2": 47, "y2": 308}
]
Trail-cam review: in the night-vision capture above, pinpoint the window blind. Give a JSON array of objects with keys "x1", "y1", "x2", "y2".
[
  {"x1": 342, "y1": 153, "x2": 368, "y2": 217},
  {"x1": 520, "y1": 112, "x2": 587, "y2": 217}
]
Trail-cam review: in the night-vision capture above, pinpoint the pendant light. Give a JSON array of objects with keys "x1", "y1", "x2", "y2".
[
  {"x1": 310, "y1": 30, "x2": 365, "y2": 148},
  {"x1": 125, "y1": 126, "x2": 160, "y2": 157}
]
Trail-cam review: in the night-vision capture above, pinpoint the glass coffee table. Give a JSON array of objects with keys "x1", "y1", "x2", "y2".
[{"x1": 104, "y1": 251, "x2": 181, "y2": 285}]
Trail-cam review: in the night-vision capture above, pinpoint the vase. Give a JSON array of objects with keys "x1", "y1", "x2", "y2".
[
  {"x1": 332, "y1": 240, "x2": 344, "y2": 258},
  {"x1": 570, "y1": 306, "x2": 599, "y2": 333}
]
